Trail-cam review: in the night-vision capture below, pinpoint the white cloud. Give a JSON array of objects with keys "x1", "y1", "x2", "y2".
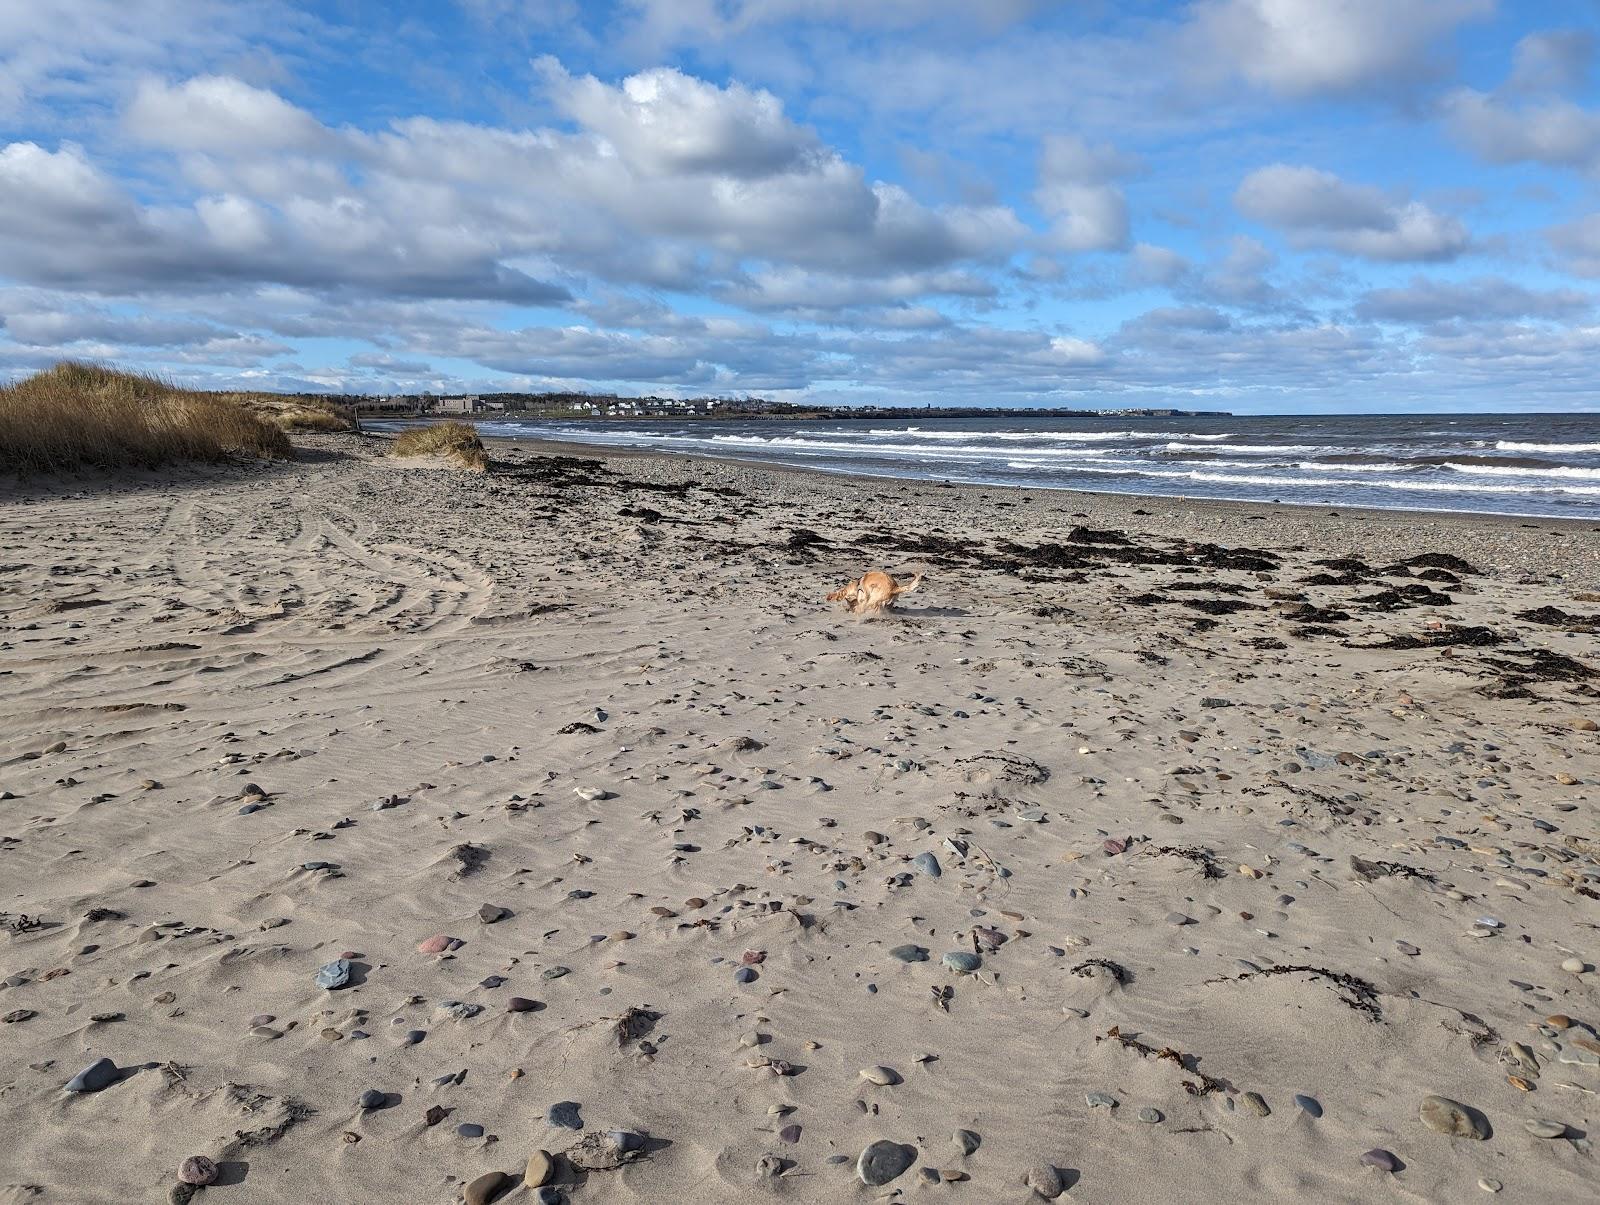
[
  {"x1": 1442, "y1": 87, "x2": 1600, "y2": 173},
  {"x1": 126, "y1": 75, "x2": 330, "y2": 152},
  {"x1": 1235, "y1": 164, "x2": 1469, "y2": 261},
  {"x1": 1354, "y1": 277, "x2": 1593, "y2": 323},
  {"x1": 1547, "y1": 214, "x2": 1600, "y2": 278},
  {"x1": 1035, "y1": 135, "x2": 1134, "y2": 252},
  {"x1": 1186, "y1": 0, "x2": 1492, "y2": 97}
]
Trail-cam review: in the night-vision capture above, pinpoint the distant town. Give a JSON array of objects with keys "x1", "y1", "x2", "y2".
[{"x1": 346, "y1": 391, "x2": 1226, "y2": 420}]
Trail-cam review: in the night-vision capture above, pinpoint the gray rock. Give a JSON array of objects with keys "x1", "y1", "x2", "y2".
[
  {"x1": 1138, "y1": 1107, "x2": 1163, "y2": 1124},
  {"x1": 890, "y1": 945, "x2": 928, "y2": 963},
  {"x1": 857, "y1": 1140, "x2": 915, "y2": 1186},
  {"x1": 1294, "y1": 1094, "x2": 1322, "y2": 1118},
  {"x1": 942, "y1": 951, "x2": 981, "y2": 973},
  {"x1": 548, "y1": 1100, "x2": 583, "y2": 1129},
  {"x1": 478, "y1": 904, "x2": 510, "y2": 924},
  {"x1": 178, "y1": 1156, "x2": 217, "y2": 1186},
  {"x1": 953, "y1": 1129, "x2": 980, "y2": 1155},
  {"x1": 1360, "y1": 1149, "x2": 1398, "y2": 1172},
  {"x1": 1524, "y1": 1119, "x2": 1567, "y2": 1139},
  {"x1": 65, "y1": 1057, "x2": 117, "y2": 1093},
  {"x1": 1420, "y1": 1095, "x2": 1487, "y2": 1139},
  {"x1": 358, "y1": 1088, "x2": 385, "y2": 1111},
  {"x1": 315, "y1": 958, "x2": 352, "y2": 990},
  {"x1": 1242, "y1": 1091, "x2": 1270, "y2": 1117},
  {"x1": 458, "y1": 1123, "x2": 485, "y2": 1138},
  {"x1": 1086, "y1": 1092, "x2": 1117, "y2": 1109},
  {"x1": 912, "y1": 852, "x2": 941, "y2": 878},
  {"x1": 1026, "y1": 1163, "x2": 1064, "y2": 1198}
]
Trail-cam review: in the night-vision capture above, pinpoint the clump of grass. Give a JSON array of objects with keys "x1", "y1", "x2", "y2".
[
  {"x1": 391, "y1": 421, "x2": 490, "y2": 472},
  {"x1": 0, "y1": 362, "x2": 292, "y2": 473},
  {"x1": 218, "y1": 393, "x2": 358, "y2": 433}
]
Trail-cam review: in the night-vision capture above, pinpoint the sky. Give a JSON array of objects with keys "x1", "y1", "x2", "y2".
[{"x1": 3, "y1": 2, "x2": 1600, "y2": 413}]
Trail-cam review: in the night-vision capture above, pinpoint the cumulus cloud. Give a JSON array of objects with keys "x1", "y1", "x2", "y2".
[
  {"x1": 1508, "y1": 29, "x2": 1595, "y2": 94},
  {"x1": 1186, "y1": 0, "x2": 1491, "y2": 97},
  {"x1": 1354, "y1": 277, "x2": 1593, "y2": 324},
  {"x1": 1235, "y1": 164, "x2": 1470, "y2": 261},
  {"x1": 126, "y1": 75, "x2": 330, "y2": 152},
  {"x1": 1442, "y1": 87, "x2": 1600, "y2": 173},
  {"x1": 1546, "y1": 215, "x2": 1600, "y2": 278},
  {"x1": 1035, "y1": 135, "x2": 1134, "y2": 252}
]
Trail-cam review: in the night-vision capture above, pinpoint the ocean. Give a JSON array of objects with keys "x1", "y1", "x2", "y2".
[{"x1": 435, "y1": 412, "x2": 1600, "y2": 520}]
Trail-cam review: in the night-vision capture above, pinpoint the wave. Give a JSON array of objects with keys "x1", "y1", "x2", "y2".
[
  {"x1": 864, "y1": 427, "x2": 1194, "y2": 443},
  {"x1": 1163, "y1": 442, "x2": 1325, "y2": 454},
  {"x1": 1444, "y1": 462, "x2": 1600, "y2": 479},
  {"x1": 1497, "y1": 440, "x2": 1600, "y2": 453}
]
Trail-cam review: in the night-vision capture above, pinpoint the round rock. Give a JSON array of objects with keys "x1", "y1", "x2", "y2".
[
  {"x1": 177, "y1": 1156, "x2": 217, "y2": 1186},
  {"x1": 525, "y1": 1149, "x2": 554, "y2": 1187},
  {"x1": 1420, "y1": 1094, "x2": 1487, "y2": 1139},
  {"x1": 857, "y1": 1140, "x2": 915, "y2": 1186}
]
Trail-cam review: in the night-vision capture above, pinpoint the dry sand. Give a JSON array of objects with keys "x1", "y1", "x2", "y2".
[{"x1": 1, "y1": 432, "x2": 1597, "y2": 1204}]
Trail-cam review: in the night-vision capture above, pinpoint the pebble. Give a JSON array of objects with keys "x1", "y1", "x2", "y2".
[
  {"x1": 1165, "y1": 912, "x2": 1194, "y2": 926},
  {"x1": 860, "y1": 1066, "x2": 898, "y2": 1086},
  {"x1": 942, "y1": 951, "x2": 981, "y2": 973},
  {"x1": 1241, "y1": 1091, "x2": 1270, "y2": 1117},
  {"x1": 358, "y1": 1089, "x2": 386, "y2": 1111},
  {"x1": 1294, "y1": 1094, "x2": 1322, "y2": 1118},
  {"x1": 953, "y1": 1129, "x2": 981, "y2": 1156},
  {"x1": 857, "y1": 1140, "x2": 915, "y2": 1186},
  {"x1": 1086, "y1": 1092, "x2": 1117, "y2": 1109},
  {"x1": 1419, "y1": 1094, "x2": 1487, "y2": 1139},
  {"x1": 315, "y1": 958, "x2": 352, "y2": 990},
  {"x1": 734, "y1": 966, "x2": 758, "y2": 984},
  {"x1": 458, "y1": 1122, "x2": 485, "y2": 1138},
  {"x1": 912, "y1": 852, "x2": 941, "y2": 878},
  {"x1": 65, "y1": 1057, "x2": 117, "y2": 1093},
  {"x1": 1561, "y1": 957, "x2": 1587, "y2": 973},
  {"x1": 1523, "y1": 1118, "x2": 1567, "y2": 1138},
  {"x1": 1360, "y1": 1149, "x2": 1398, "y2": 1172},
  {"x1": 508, "y1": 997, "x2": 538, "y2": 1012},
  {"x1": 525, "y1": 1150, "x2": 554, "y2": 1187},
  {"x1": 177, "y1": 1156, "x2": 217, "y2": 1186},
  {"x1": 548, "y1": 1100, "x2": 583, "y2": 1129},
  {"x1": 1138, "y1": 1107, "x2": 1163, "y2": 1124},
  {"x1": 478, "y1": 904, "x2": 510, "y2": 924},
  {"x1": 890, "y1": 944, "x2": 928, "y2": 963},
  {"x1": 574, "y1": 786, "x2": 612, "y2": 801},
  {"x1": 417, "y1": 934, "x2": 459, "y2": 954},
  {"x1": 464, "y1": 1171, "x2": 508, "y2": 1205},
  {"x1": 1025, "y1": 1163, "x2": 1064, "y2": 1198}
]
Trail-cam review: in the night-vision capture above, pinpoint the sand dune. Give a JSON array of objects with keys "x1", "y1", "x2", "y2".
[{"x1": 1, "y1": 433, "x2": 1596, "y2": 1203}]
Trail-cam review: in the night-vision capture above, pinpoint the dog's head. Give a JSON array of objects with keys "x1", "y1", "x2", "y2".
[{"x1": 826, "y1": 579, "x2": 861, "y2": 602}]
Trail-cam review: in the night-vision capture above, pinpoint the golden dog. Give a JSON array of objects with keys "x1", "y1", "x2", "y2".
[{"x1": 826, "y1": 569, "x2": 922, "y2": 615}]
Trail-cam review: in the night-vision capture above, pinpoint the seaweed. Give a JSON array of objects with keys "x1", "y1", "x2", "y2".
[
  {"x1": 1365, "y1": 625, "x2": 1503, "y2": 650},
  {"x1": 1516, "y1": 606, "x2": 1600, "y2": 633},
  {"x1": 1070, "y1": 958, "x2": 1129, "y2": 984},
  {"x1": 1217, "y1": 964, "x2": 1383, "y2": 1022},
  {"x1": 1146, "y1": 845, "x2": 1227, "y2": 879},
  {"x1": 1350, "y1": 856, "x2": 1436, "y2": 883},
  {"x1": 1101, "y1": 1026, "x2": 1227, "y2": 1096}
]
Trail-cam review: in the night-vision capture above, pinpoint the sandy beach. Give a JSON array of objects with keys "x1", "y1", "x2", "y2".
[{"x1": 2, "y1": 432, "x2": 1597, "y2": 1204}]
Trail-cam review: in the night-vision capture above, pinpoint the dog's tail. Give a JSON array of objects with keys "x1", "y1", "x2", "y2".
[{"x1": 892, "y1": 572, "x2": 923, "y2": 597}]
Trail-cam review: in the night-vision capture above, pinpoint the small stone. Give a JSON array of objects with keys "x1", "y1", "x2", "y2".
[
  {"x1": 942, "y1": 951, "x2": 981, "y2": 973},
  {"x1": 1294, "y1": 1094, "x2": 1322, "y2": 1118},
  {"x1": 65, "y1": 1057, "x2": 117, "y2": 1093},
  {"x1": 953, "y1": 1129, "x2": 980, "y2": 1156},
  {"x1": 779, "y1": 1124, "x2": 801, "y2": 1144},
  {"x1": 458, "y1": 1122, "x2": 485, "y2": 1138},
  {"x1": 1479, "y1": 1179, "x2": 1502, "y2": 1193},
  {"x1": 417, "y1": 934, "x2": 458, "y2": 954},
  {"x1": 1524, "y1": 1119, "x2": 1567, "y2": 1138},
  {"x1": 857, "y1": 1140, "x2": 915, "y2": 1186},
  {"x1": 1025, "y1": 1163, "x2": 1064, "y2": 1199},
  {"x1": 525, "y1": 1150, "x2": 554, "y2": 1187},
  {"x1": 1166, "y1": 912, "x2": 1194, "y2": 926},
  {"x1": 3, "y1": 1009, "x2": 36, "y2": 1023},
  {"x1": 424, "y1": 1105, "x2": 446, "y2": 1126},
  {"x1": 913, "y1": 852, "x2": 941, "y2": 878},
  {"x1": 1086, "y1": 1092, "x2": 1117, "y2": 1109},
  {"x1": 478, "y1": 904, "x2": 511, "y2": 924},
  {"x1": 1420, "y1": 1094, "x2": 1487, "y2": 1139},
  {"x1": 574, "y1": 786, "x2": 613, "y2": 800},
  {"x1": 1561, "y1": 957, "x2": 1587, "y2": 974},
  {"x1": 464, "y1": 1171, "x2": 509, "y2": 1205},
  {"x1": 170, "y1": 1187, "x2": 195, "y2": 1205},
  {"x1": 889, "y1": 945, "x2": 928, "y2": 963},
  {"x1": 548, "y1": 1100, "x2": 583, "y2": 1129},
  {"x1": 1138, "y1": 1107, "x2": 1163, "y2": 1124},
  {"x1": 358, "y1": 1089, "x2": 386, "y2": 1111},
  {"x1": 177, "y1": 1156, "x2": 217, "y2": 1186},
  {"x1": 508, "y1": 997, "x2": 538, "y2": 1012},
  {"x1": 860, "y1": 1066, "x2": 898, "y2": 1086},
  {"x1": 315, "y1": 958, "x2": 351, "y2": 990},
  {"x1": 1241, "y1": 1092, "x2": 1270, "y2": 1117},
  {"x1": 734, "y1": 966, "x2": 758, "y2": 984},
  {"x1": 542, "y1": 966, "x2": 570, "y2": 980},
  {"x1": 1360, "y1": 1149, "x2": 1398, "y2": 1172}
]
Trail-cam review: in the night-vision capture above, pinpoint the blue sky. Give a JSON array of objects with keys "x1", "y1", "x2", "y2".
[{"x1": 3, "y1": 1, "x2": 1600, "y2": 412}]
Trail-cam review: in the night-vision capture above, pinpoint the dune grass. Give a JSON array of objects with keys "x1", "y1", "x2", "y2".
[
  {"x1": 221, "y1": 394, "x2": 358, "y2": 433},
  {"x1": 390, "y1": 421, "x2": 490, "y2": 472},
  {"x1": 0, "y1": 362, "x2": 293, "y2": 473}
]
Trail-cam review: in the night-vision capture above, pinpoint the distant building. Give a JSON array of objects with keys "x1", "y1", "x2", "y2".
[{"x1": 436, "y1": 395, "x2": 482, "y2": 414}]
